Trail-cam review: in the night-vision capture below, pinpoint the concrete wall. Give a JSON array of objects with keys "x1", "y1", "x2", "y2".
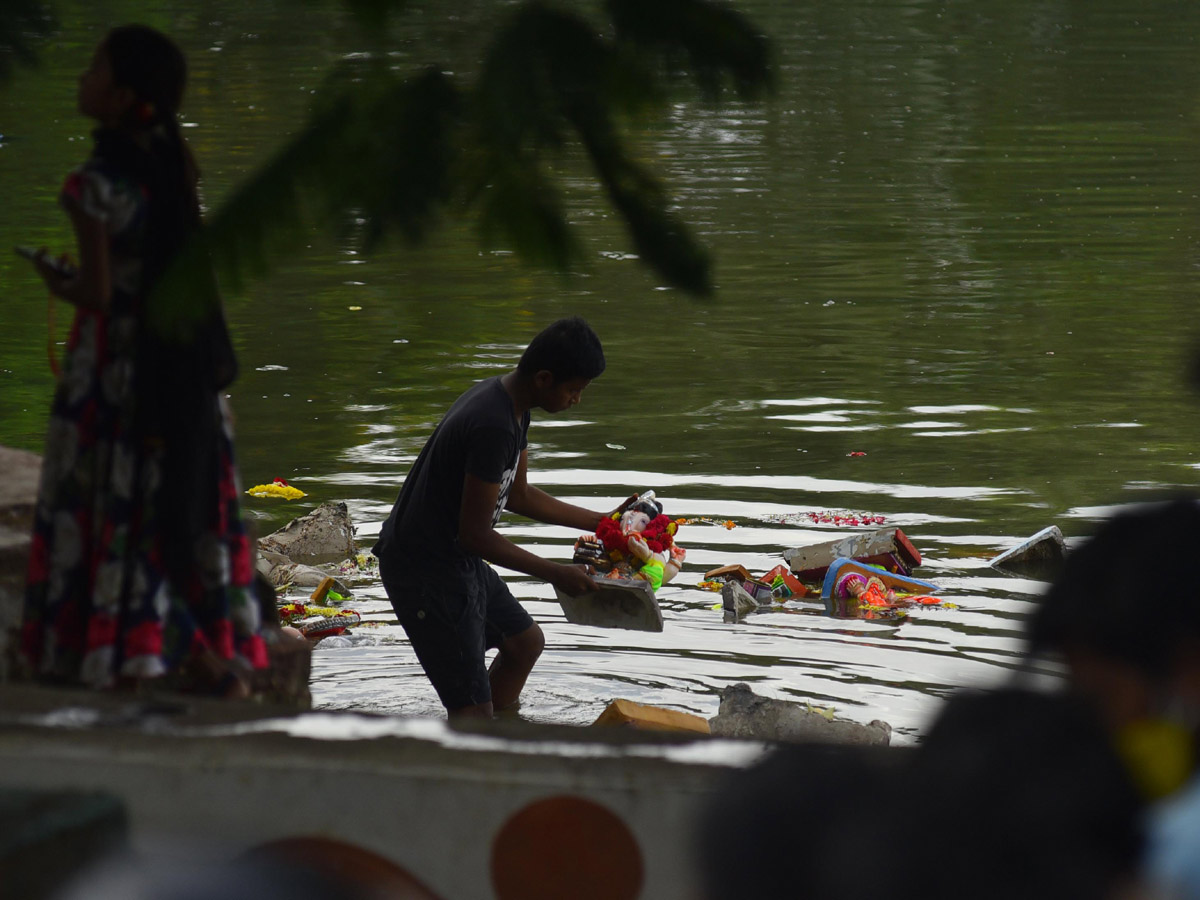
[{"x1": 0, "y1": 685, "x2": 760, "y2": 899}]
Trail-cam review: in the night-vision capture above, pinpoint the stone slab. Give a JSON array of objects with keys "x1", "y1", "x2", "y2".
[
  {"x1": 555, "y1": 578, "x2": 663, "y2": 632},
  {"x1": 784, "y1": 528, "x2": 921, "y2": 582},
  {"x1": 990, "y1": 526, "x2": 1066, "y2": 581},
  {"x1": 708, "y1": 683, "x2": 891, "y2": 746},
  {"x1": 721, "y1": 581, "x2": 760, "y2": 615}
]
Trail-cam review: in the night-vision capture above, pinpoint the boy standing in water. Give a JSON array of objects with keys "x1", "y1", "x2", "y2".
[{"x1": 374, "y1": 317, "x2": 617, "y2": 718}]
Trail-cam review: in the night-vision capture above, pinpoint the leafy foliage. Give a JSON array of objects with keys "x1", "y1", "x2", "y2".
[{"x1": 188, "y1": 0, "x2": 772, "y2": 298}]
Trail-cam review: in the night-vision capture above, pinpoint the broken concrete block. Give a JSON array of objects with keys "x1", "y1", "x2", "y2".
[
  {"x1": 990, "y1": 526, "x2": 1066, "y2": 581},
  {"x1": 555, "y1": 578, "x2": 663, "y2": 632},
  {"x1": 708, "y1": 683, "x2": 891, "y2": 746},
  {"x1": 592, "y1": 699, "x2": 711, "y2": 734},
  {"x1": 784, "y1": 528, "x2": 921, "y2": 583},
  {"x1": 721, "y1": 581, "x2": 759, "y2": 615},
  {"x1": 258, "y1": 501, "x2": 357, "y2": 565}
]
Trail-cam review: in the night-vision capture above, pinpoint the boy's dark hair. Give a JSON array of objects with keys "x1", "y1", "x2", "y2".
[
  {"x1": 1027, "y1": 495, "x2": 1200, "y2": 678},
  {"x1": 517, "y1": 316, "x2": 605, "y2": 382}
]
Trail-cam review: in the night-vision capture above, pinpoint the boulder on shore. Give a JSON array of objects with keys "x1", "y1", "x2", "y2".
[
  {"x1": 708, "y1": 683, "x2": 891, "y2": 746},
  {"x1": 258, "y1": 501, "x2": 357, "y2": 565}
]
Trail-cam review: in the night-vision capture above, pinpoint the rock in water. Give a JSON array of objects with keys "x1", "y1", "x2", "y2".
[
  {"x1": 990, "y1": 526, "x2": 1066, "y2": 581},
  {"x1": 709, "y1": 683, "x2": 891, "y2": 746},
  {"x1": 721, "y1": 581, "x2": 759, "y2": 615},
  {"x1": 258, "y1": 501, "x2": 357, "y2": 565}
]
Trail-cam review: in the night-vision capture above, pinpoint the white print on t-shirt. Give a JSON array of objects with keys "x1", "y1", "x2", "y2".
[{"x1": 493, "y1": 460, "x2": 518, "y2": 526}]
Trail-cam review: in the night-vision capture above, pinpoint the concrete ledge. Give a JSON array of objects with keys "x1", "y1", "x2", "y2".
[{"x1": 0, "y1": 684, "x2": 767, "y2": 900}]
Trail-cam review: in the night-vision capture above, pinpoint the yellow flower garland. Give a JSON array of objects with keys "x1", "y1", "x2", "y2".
[{"x1": 247, "y1": 482, "x2": 307, "y2": 500}]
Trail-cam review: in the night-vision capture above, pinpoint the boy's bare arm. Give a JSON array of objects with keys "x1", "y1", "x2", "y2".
[
  {"x1": 458, "y1": 472, "x2": 596, "y2": 595},
  {"x1": 503, "y1": 449, "x2": 607, "y2": 532}
]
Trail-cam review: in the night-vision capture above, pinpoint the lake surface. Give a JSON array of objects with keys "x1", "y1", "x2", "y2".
[{"x1": 4, "y1": 0, "x2": 1200, "y2": 741}]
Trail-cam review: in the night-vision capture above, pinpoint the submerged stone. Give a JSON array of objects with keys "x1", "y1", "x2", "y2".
[
  {"x1": 721, "y1": 581, "x2": 759, "y2": 615},
  {"x1": 708, "y1": 683, "x2": 891, "y2": 746},
  {"x1": 258, "y1": 501, "x2": 357, "y2": 565},
  {"x1": 784, "y1": 528, "x2": 922, "y2": 583},
  {"x1": 990, "y1": 526, "x2": 1066, "y2": 581}
]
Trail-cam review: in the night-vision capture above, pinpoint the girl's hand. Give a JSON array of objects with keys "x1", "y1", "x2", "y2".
[{"x1": 29, "y1": 247, "x2": 77, "y2": 296}]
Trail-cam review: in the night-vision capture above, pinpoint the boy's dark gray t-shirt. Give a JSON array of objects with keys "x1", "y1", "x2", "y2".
[{"x1": 373, "y1": 377, "x2": 530, "y2": 568}]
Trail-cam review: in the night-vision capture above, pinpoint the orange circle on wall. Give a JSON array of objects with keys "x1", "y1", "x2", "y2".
[{"x1": 491, "y1": 795, "x2": 644, "y2": 900}]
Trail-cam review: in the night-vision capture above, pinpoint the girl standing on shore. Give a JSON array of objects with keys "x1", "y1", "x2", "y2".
[{"x1": 19, "y1": 25, "x2": 267, "y2": 695}]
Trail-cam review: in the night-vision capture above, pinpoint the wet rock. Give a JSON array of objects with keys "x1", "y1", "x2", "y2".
[
  {"x1": 721, "y1": 581, "x2": 758, "y2": 615},
  {"x1": 708, "y1": 683, "x2": 891, "y2": 746},
  {"x1": 785, "y1": 528, "x2": 922, "y2": 582},
  {"x1": 255, "y1": 548, "x2": 291, "y2": 579},
  {"x1": 990, "y1": 526, "x2": 1066, "y2": 581},
  {"x1": 0, "y1": 446, "x2": 41, "y2": 683},
  {"x1": 258, "y1": 501, "x2": 357, "y2": 565}
]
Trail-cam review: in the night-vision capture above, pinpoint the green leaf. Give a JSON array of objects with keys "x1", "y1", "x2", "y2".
[{"x1": 605, "y1": 0, "x2": 773, "y2": 101}]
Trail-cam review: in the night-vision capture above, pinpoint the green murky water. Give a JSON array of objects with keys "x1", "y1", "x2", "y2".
[{"x1": 4, "y1": 0, "x2": 1200, "y2": 739}]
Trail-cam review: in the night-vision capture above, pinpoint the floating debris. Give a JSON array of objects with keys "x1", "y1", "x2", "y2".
[
  {"x1": 759, "y1": 511, "x2": 886, "y2": 527},
  {"x1": 247, "y1": 478, "x2": 306, "y2": 500},
  {"x1": 336, "y1": 553, "x2": 379, "y2": 578},
  {"x1": 674, "y1": 517, "x2": 737, "y2": 529}
]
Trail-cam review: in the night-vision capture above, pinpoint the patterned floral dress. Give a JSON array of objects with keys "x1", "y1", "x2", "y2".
[{"x1": 20, "y1": 139, "x2": 268, "y2": 689}]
